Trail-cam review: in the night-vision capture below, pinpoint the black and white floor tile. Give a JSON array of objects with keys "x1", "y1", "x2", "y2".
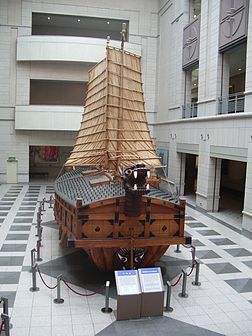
[{"x1": 0, "y1": 184, "x2": 252, "y2": 335}]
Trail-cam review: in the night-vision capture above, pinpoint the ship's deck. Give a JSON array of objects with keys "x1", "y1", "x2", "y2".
[{"x1": 55, "y1": 169, "x2": 178, "y2": 206}]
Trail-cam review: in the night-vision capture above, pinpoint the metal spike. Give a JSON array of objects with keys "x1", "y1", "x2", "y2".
[
  {"x1": 134, "y1": 184, "x2": 137, "y2": 190},
  {"x1": 147, "y1": 171, "x2": 150, "y2": 178},
  {"x1": 146, "y1": 184, "x2": 150, "y2": 190},
  {"x1": 134, "y1": 171, "x2": 137, "y2": 179}
]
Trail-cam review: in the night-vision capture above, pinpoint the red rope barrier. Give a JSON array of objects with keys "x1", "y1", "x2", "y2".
[
  {"x1": 0, "y1": 319, "x2": 5, "y2": 336},
  {"x1": 36, "y1": 265, "x2": 106, "y2": 296},
  {"x1": 182, "y1": 244, "x2": 196, "y2": 276},
  {"x1": 171, "y1": 245, "x2": 196, "y2": 287},
  {"x1": 61, "y1": 278, "x2": 105, "y2": 297},
  {"x1": 37, "y1": 266, "x2": 58, "y2": 290},
  {"x1": 171, "y1": 273, "x2": 182, "y2": 287}
]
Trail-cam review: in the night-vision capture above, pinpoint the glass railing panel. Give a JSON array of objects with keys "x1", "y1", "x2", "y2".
[
  {"x1": 218, "y1": 92, "x2": 244, "y2": 114},
  {"x1": 182, "y1": 103, "x2": 198, "y2": 118}
]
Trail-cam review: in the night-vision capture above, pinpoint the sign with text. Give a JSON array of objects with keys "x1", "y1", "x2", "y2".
[
  {"x1": 115, "y1": 270, "x2": 141, "y2": 295},
  {"x1": 138, "y1": 267, "x2": 164, "y2": 293}
]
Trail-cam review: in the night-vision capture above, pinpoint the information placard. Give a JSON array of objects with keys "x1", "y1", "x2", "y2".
[
  {"x1": 138, "y1": 267, "x2": 163, "y2": 293},
  {"x1": 115, "y1": 270, "x2": 141, "y2": 295}
]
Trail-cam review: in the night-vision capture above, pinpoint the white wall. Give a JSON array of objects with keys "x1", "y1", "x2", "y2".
[
  {"x1": 0, "y1": 0, "x2": 160, "y2": 183},
  {"x1": 157, "y1": 1, "x2": 189, "y2": 122}
]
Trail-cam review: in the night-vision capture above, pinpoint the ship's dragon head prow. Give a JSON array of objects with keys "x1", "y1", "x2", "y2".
[
  {"x1": 122, "y1": 163, "x2": 150, "y2": 195},
  {"x1": 122, "y1": 164, "x2": 150, "y2": 217}
]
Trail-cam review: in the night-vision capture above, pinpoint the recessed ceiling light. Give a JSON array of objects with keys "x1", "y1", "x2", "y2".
[
  {"x1": 77, "y1": 19, "x2": 81, "y2": 22},
  {"x1": 238, "y1": 68, "x2": 242, "y2": 71},
  {"x1": 47, "y1": 16, "x2": 51, "y2": 20},
  {"x1": 107, "y1": 21, "x2": 110, "y2": 24}
]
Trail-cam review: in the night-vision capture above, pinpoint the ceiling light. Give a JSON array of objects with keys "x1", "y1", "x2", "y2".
[
  {"x1": 77, "y1": 19, "x2": 81, "y2": 22},
  {"x1": 47, "y1": 16, "x2": 51, "y2": 20},
  {"x1": 107, "y1": 21, "x2": 110, "y2": 24},
  {"x1": 238, "y1": 68, "x2": 242, "y2": 71}
]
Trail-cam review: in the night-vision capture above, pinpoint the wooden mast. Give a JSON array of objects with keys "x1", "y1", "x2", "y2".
[
  {"x1": 104, "y1": 36, "x2": 110, "y2": 169},
  {"x1": 114, "y1": 22, "x2": 126, "y2": 182}
]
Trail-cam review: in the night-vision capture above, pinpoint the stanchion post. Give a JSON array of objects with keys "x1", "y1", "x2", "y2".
[
  {"x1": 38, "y1": 226, "x2": 43, "y2": 241},
  {"x1": 54, "y1": 275, "x2": 64, "y2": 304},
  {"x1": 0, "y1": 297, "x2": 12, "y2": 330},
  {"x1": 36, "y1": 211, "x2": 42, "y2": 229},
  {"x1": 30, "y1": 248, "x2": 36, "y2": 272},
  {"x1": 41, "y1": 198, "x2": 45, "y2": 212},
  {"x1": 164, "y1": 281, "x2": 173, "y2": 312},
  {"x1": 192, "y1": 260, "x2": 201, "y2": 286},
  {"x1": 1, "y1": 313, "x2": 10, "y2": 336},
  {"x1": 178, "y1": 270, "x2": 188, "y2": 298},
  {"x1": 0, "y1": 297, "x2": 8, "y2": 316},
  {"x1": 174, "y1": 244, "x2": 181, "y2": 253},
  {"x1": 36, "y1": 239, "x2": 42, "y2": 262},
  {"x1": 49, "y1": 195, "x2": 54, "y2": 208},
  {"x1": 36, "y1": 216, "x2": 41, "y2": 237},
  {"x1": 101, "y1": 281, "x2": 112, "y2": 313},
  {"x1": 29, "y1": 264, "x2": 39, "y2": 292}
]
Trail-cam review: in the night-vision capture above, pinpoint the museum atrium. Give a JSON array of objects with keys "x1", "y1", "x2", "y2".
[{"x1": 0, "y1": 0, "x2": 252, "y2": 335}]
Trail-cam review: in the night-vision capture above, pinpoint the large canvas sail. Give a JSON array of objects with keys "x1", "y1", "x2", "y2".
[{"x1": 65, "y1": 46, "x2": 161, "y2": 171}]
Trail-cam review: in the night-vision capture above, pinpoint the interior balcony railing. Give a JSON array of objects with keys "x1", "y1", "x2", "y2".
[
  {"x1": 182, "y1": 102, "x2": 198, "y2": 118},
  {"x1": 218, "y1": 92, "x2": 245, "y2": 114}
]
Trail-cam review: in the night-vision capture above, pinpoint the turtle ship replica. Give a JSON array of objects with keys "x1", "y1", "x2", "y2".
[{"x1": 54, "y1": 26, "x2": 191, "y2": 271}]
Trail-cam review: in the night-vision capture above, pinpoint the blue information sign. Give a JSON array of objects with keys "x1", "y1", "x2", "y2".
[
  {"x1": 117, "y1": 270, "x2": 137, "y2": 276},
  {"x1": 140, "y1": 268, "x2": 159, "y2": 274},
  {"x1": 138, "y1": 267, "x2": 163, "y2": 292},
  {"x1": 115, "y1": 269, "x2": 140, "y2": 295}
]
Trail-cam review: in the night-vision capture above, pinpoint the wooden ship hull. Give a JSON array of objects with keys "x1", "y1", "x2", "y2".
[{"x1": 54, "y1": 169, "x2": 191, "y2": 271}]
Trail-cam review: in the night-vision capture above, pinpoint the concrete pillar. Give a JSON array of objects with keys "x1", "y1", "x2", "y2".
[
  {"x1": 242, "y1": 142, "x2": 252, "y2": 232},
  {"x1": 242, "y1": 3, "x2": 252, "y2": 231},
  {"x1": 209, "y1": 158, "x2": 222, "y2": 212},
  {"x1": 166, "y1": 142, "x2": 185, "y2": 195},
  {"x1": 244, "y1": 0, "x2": 252, "y2": 113},
  {"x1": 196, "y1": 140, "x2": 222, "y2": 211},
  {"x1": 178, "y1": 153, "x2": 186, "y2": 196},
  {"x1": 220, "y1": 53, "x2": 230, "y2": 114},
  {"x1": 183, "y1": 71, "x2": 192, "y2": 117},
  {"x1": 185, "y1": 71, "x2": 192, "y2": 104},
  {"x1": 197, "y1": 0, "x2": 222, "y2": 117}
]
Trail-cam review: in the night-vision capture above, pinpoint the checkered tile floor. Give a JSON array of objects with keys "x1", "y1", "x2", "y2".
[{"x1": 0, "y1": 183, "x2": 252, "y2": 335}]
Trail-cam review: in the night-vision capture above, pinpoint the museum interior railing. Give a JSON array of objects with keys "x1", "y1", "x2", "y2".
[
  {"x1": 218, "y1": 92, "x2": 245, "y2": 114},
  {"x1": 182, "y1": 102, "x2": 198, "y2": 118}
]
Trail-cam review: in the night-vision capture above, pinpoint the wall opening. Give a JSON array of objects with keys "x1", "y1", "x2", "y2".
[
  {"x1": 219, "y1": 159, "x2": 246, "y2": 227},
  {"x1": 29, "y1": 146, "x2": 72, "y2": 181},
  {"x1": 32, "y1": 13, "x2": 129, "y2": 41},
  {"x1": 184, "y1": 154, "x2": 198, "y2": 196},
  {"x1": 30, "y1": 80, "x2": 87, "y2": 106},
  {"x1": 219, "y1": 42, "x2": 247, "y2": 114}
]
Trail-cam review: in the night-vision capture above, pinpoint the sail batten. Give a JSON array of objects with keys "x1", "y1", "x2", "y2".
[{"x1": 65, "y1": 46, "x2": 161, "y2": 170}]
